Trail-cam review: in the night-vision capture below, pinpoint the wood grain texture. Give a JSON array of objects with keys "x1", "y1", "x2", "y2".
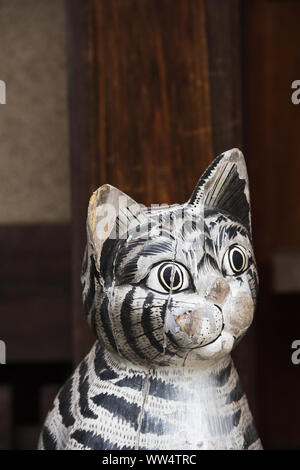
[
  {"x1": 66, "y1": 0, "x2": 98, "y2": 364},
  {"x1": 92, "y1": 0, "x2": 213, "y2": 205},
  {"x1": 204, "y1": 0, "x2": 244, "y2": 155},
  {"x1": 246, "y1": 0, "x2": 300, "y2": 449},
  {"x1": 246, "y1": 0, "x2": 300, "y2": 262}
]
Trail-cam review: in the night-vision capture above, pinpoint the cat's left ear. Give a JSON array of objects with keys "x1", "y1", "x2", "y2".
[
  {"x1": 86, "y1": 184, "x2": 146, "y2": 269},
  {"x1": 188, "y1": 148, "x2": 252, "y2": 234}
]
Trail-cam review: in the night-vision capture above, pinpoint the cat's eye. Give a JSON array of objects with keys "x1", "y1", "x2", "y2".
[
  {"x1": 146, "y1": 262, "x2": 190, "y2": 294},
  {"x1": 223, "y1": 245, "x2": 249, "y2": 275}
]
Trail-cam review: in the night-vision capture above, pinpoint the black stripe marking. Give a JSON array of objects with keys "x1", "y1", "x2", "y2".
[
  {"x1": 94, "y1": 343, "x2": 119, "y2": 381},
  {"x1": 140, "y1": 412, "x2": 176, "y2": 436},
  {"x1": 81, "y1": 246, "x2": 88, "y2": 276},
  {"x1": 119, "y1": 258, "x2": 140, "y2": 283},
  {"x1": 114, "y1": 240, "x2": 144, "y2": 276},
  {"x1": 115, "y1": 375, "x2": 146, "y2": 391},
  {"x1": 90, "y1": 306, "x2": 98, "y2": 338},
  {"x1": 99, "y1": 237, "x2": 120, "y2": 286},
  {"x1": 214, "y1": 362, "x2": 232, "y2": 387},
  {"x1": 42, "y1": 426, "x2": 57, "y2": 450},
  {"x1": 71, "y1": 429, "x2": 133, "y2": 450},
  {"x1": 189, "y1": 152, "x2": 225, "y2": 206},
  {"x1": 165, "y1": 330, "x2": 180, "y2": 348},
  {"x1": 248, "y1": 267, "x2": 259, "y2": 304},
  {"x1": 91, "y1": 393, "x2": 141, "y2": 430},
  {"x1": 58, "y1": 376, "x2": 75, "y2": 428},
  {"x1": 242, "y1": 422, "x2": 260, "y2": 449},
  {"x1": 225, "y1": 380, "x2": 244, "y2": 404},
  {"x1": 83, "y1": 255, "x2": 99, "y2": 315},
  {"x1": 120, "y1": 287, "x2": 149, "y2": 361},
  {"x1": 216, "y1": 215, "x2": 228, "y2": 224},
  {"x1": 148, "y1": 376, "x2": 183, "y2": 401},
  {"x1": 100, "y1": 296, "x2": 118, "y2": 353},
  {"x1": 140, "y1": 241, "x2": 174, "y2": 257},
  {"x1": 197, "y1": 253, "x2": 220, "y2": 272},
  {"x1": 225, "y1": 224, "x2": 247, "y2": 240},
  {"x1": 204, "y1": 236, "x2": 215, "y2": 253},
  {"x1": 115, "y1": 239, "x2": 144, "y2": 265},
  {"x1": 141, "y1": 293, "x2": 173, "y2": 358},
  {"x1": 217, "y1": 224, "x2": 227, "y2": 251},
  {"x1": 78, "y1": 360, "x2": 98, "y2": 419}
]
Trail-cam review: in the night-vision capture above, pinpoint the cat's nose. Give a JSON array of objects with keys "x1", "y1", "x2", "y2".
[{"x1": 166, "y1": 301, "x2": 223, "y2": 348}]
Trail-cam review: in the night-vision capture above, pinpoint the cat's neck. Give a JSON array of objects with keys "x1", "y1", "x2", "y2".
[{"x1": 96, "y1": 341, "x2": 233, "y2": 383}]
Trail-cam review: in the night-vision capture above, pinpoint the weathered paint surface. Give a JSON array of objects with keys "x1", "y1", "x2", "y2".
[{"x1": 39, "y1": 149, "x2": 262, "y2": 450}]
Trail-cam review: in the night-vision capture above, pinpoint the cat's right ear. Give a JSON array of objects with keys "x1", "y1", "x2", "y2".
[
  {"x1": 188, "y1": 148, "x2": 252, "y2": 234},
  {"x1": 86, "y1": 184, "x2": 144, "y2": 269}
]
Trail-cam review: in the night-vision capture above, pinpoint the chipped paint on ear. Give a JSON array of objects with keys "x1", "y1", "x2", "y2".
[
  {"x1": 87, "y1": 185, "x2": 114, "y2": 268},
  {"x1": 87, "y1": 184, "x2": 143, "y2": 270}
]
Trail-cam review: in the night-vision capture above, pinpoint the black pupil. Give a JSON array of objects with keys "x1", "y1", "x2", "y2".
[
  {"x1": 232, "y1": 249, "x2": 244, "y2": 272},
  {"x1": 161, "y1": 265, "x2": 181, "y2": 290}
]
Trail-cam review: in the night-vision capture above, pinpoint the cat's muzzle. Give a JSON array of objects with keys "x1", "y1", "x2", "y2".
[{"x1": 166, "y1": 302, "x2": 224, "y2": 349}]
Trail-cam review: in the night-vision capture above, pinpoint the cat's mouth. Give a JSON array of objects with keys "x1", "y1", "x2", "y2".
[{"x1": 168, "y1": 303, "x2": 224, "y2": 349}]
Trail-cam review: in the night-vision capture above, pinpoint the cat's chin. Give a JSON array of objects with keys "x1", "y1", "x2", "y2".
[{"x1": 194, "y1": 330, "x2": 235, "y2": 360}]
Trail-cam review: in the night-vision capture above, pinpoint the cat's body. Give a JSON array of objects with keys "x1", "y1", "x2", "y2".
[
  {"x1": 39, "y1": 342, "x2": 260, "y2": 450},
  {"x1": 39, "y1": 149, "x2": 262, "y2": 450}
]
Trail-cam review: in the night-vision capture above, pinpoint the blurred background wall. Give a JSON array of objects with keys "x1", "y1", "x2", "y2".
[
  {"x1": 0, "y1": 0, "x2": 71, "y2": 224},
  {"x1": 0, "y1": 0, "x2": 72, "y2": 449},
  {"x1": 0, "y1": 0, "x2": 300, "y2": 449}
]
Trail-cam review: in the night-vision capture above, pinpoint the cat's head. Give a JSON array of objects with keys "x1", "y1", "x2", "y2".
[{"x1": 81, "y1": 149, "x2": 258, "y2": 366}]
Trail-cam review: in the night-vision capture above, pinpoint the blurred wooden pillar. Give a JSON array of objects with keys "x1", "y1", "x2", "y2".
[
  {"x1": 245, "y1": 0, "x2": 300, "y2": 448},
  {"x1": 65, "y1": 0, "x2": 255, "y2": 421},
  {"x1": 204, "y1": 0, "x2": 244, "y2": 154},
  {"x1": 66, "y1": 0, "x2": 98, "y2": 365}
]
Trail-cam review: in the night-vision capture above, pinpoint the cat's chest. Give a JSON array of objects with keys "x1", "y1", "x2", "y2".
[{"x1": 62, "y1": 344, "x2": 260, "y2": 450}]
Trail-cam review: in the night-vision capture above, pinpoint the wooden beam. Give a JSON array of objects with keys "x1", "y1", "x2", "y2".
[{"x1": 0, "y1": 225, "x2": 71, "y2": 362}]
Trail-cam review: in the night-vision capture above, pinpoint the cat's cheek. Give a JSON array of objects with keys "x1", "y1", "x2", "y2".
[
  {"x1": 195, "y1": 332, "x2": 235, "y2": 359},
  {"x1": 223, "y1": 292, "x2": 254, "y2": 332}
]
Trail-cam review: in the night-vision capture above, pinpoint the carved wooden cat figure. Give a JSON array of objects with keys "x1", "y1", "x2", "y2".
[{"x1": 39, "y1": 148, "x2": 262, "y2": 450}]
